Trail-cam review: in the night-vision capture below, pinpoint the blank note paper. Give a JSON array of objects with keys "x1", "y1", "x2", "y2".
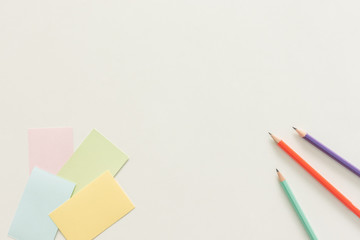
[
  {"x1": 57, "y1": 129, "x2": 128, "y2": 195},
  {"x1": 8, "y1": 168, "x2": 75, "y2": 240},
  {"x1": 50, "y1": 171, "x2": 134, "y2": 240},
  {"x1": 28, "y1": 128, "x2": 73, "y2": 174}
]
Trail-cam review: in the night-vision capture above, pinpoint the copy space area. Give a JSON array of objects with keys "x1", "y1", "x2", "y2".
[{"x1": 1, "y1": 1, "x2": 360, "y2": 239}]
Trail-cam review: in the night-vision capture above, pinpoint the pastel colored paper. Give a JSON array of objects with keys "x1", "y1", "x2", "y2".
[
  {"x1": 8, "y1": 168, "x2": 75, "y2": 240},
  {"x1": 49, "y1": 171, "x2": 134, "y2": 240},
  {"x1": 28, "y1": 128, "x2": 73, "y2": 174},
  {"x1": 57, "y1": 129, "x2": 128, "y2": 195}
]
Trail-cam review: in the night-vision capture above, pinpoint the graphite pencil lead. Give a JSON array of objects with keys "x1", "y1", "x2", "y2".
[
  {"x1": 268, "y1": 132, "x2": 272, "y2": 135},
  {"x1": 292, "y1": 126, "x2": 297, "y2": 130},
  {"x1": 276, "y1": 168, "x2": 279, "y2": 172}
]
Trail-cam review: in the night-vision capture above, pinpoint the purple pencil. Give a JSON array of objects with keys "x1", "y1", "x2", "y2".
[{"x1": 293, "y1": 127, "x2": 360, "y2": 177}]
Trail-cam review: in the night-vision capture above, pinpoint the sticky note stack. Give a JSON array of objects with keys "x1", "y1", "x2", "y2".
[{"x1": 9, "y1": 128, "x2": 134, "y2": 240}]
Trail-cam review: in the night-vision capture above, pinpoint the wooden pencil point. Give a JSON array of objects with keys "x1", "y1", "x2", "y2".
[
  {"x1": 269, "y1": 133, "x2": 281, "y2": 143},
  {"x1": 276, "y1": 170, "x2": 285, "y2": 182},
  {"x1": 276, "y1": 168, "x2": 279, "y2": 172},
  {"x1": 292, "y1": 126, "x2": 297, "y2": 130},
  {"x1": 294, "y1": 127, "x2": 307, "y2": 137}
]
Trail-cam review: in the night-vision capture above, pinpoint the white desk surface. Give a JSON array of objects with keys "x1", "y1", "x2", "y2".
[{"x1": 2, "y1": 1, "x2": 360, "y2": 239}]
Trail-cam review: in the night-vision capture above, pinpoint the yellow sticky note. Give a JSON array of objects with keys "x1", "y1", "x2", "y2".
[{"x1": 49, "y1": 171, "x2": 134, "y2": 240}]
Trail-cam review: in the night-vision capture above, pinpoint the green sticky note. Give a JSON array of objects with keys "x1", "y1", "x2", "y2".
[{"x1": 57, "y1": 129, "x2": 128, "y2": 195}]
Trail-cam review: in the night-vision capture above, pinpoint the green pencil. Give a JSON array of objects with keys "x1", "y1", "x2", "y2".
[{"x1": 277, "y1": 169, "x2": 318, "y2": 240}]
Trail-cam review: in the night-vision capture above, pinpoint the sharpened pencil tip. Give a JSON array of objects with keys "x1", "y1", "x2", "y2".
[
  {"x1": 293, "y1": 127, "x2": 306, "y2": 137},
  {"x1": 292, "y1": 126, "x2": 297, "y2": 130},
  {"x1": 276, "y1": 168, "x2": 279, "y2": 172},
  {"x1": 269, "y1": 132, "x2": 281, "y2": 143},
  {"x1": 268, "y1": 132, "x2": 272, "y2": 136}
]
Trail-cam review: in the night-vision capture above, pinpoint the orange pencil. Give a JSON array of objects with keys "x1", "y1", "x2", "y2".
[{"x1": 269, "y1": 132, "x2": 360, "y2": 218}]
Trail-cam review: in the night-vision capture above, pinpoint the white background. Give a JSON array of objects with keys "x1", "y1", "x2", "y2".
[{"x1": 1, "y1": 0, "x2": 360, "y2": 239}]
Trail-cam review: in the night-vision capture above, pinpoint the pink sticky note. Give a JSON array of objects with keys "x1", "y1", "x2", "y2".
[{"x1": 28, "y1": 128, "x2": 73, "y2": 174}]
